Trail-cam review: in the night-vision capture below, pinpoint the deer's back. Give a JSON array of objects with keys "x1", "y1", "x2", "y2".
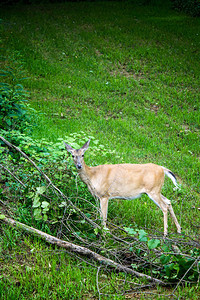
[{"x1": 88, "y1": 163, "x2": 164, "y2": 199}]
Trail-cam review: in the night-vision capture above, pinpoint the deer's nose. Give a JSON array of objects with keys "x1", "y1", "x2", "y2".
[{"x1": 77, "y1": 164, "x2": 82, "y2": 169}]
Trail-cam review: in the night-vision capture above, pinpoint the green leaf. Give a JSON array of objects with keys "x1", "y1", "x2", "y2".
[
  {"x1": 164, "y1": 263, "x2": 174, "y2": 277},
  {"x1": 75, "y1": 231, "x2": 81, "y2": 236},
  {"x1": 58, "y1": 201, "x2": 67, "y2": 207},
  {"x1": 41, "y1": 201, "x2": 49, "y2": 209},
  {"x1": 173, "y1": 264, "x2": 180, "y2": 272},
  {"x1": 32, "y1": 197, "x2": 40, "y2": 208},
  {"x1": 36, "y1": 186, "x2": 46, "y2": 194},
  {"x1": 85, "y1": 213, "x2": 91, "y2": 218},
  {"x1": 94, "y1": 227, "x2": 99, "y2": 235},
  {"x1": 124, "y1": 227, "x2": 137, "y2": 235},
  {"x1": 28, "y1": 192, "x2": 34, "y2": 199},
  {"x1": 5, "y1": 118, "x2": 12, "y2": 126},
  {"x1": 33, "y1": 208, "x2": 42, "y2": 220},
  {"x1": 138, "y1": 229, "x2": 148, "y2": 242},
  {"x1": 17, "y1": 108, "x2": 26, "y2": 116},
  {"x1": 93, "y1": 140, "x2": 99, "y2": 145},
  {"x1": 0, "y1": 214, "x2": 6, "y2": 219},
  {"x1": 131, "y1": 263, "x2": 138, "y2": 269},
  {"x1": 162, "y1": 244, "x2": 170, "y2": 252},
  {"x1": 103, "y1": 227, "x2": 110, "y2": 232},
  {"x1": 160, "y1": 254, "x2": 171, "y2": 265},
  {"x1": 148, "y1": 239, "x2": 161, "y2": 250},
  {"x1": 43, "y1": 214, "x2": 48, "y2": 221}
]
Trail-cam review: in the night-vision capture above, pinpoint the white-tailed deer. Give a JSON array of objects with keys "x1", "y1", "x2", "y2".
[{"x1": 65, "y1": 140, "x2": 181, "y2": 236}]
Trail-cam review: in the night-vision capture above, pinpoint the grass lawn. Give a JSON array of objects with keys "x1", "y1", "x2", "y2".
[{"x1": 0, "y1": 1, "x2": 200, "y2": 298}]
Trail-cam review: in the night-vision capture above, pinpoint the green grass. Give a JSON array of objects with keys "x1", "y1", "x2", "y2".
[
  {"x1": 0, "y1": 230, "x2": 115, "y2": 299},
  {"x1": 0, "y1": 1, "x2": 200, "y2": 298}
]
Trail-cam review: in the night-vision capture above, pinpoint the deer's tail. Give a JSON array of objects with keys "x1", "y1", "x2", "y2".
[{"x1": 162, "y1": 167, "x2": 179, "y2": 190}]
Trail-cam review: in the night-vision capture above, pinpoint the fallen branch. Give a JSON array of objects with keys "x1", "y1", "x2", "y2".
[{"x1": 0, "y1": 214, "x2": 165, "y2": 285}]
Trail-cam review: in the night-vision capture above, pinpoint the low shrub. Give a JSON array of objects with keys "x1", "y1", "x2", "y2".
[
  {"x1": 171, "y1": 0, "x2": 200, "y2": 17},
  {"x1": 0, "y1": 67, "x2": 35, "y2": 133}
]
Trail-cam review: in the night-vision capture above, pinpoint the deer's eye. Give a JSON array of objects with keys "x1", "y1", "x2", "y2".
[
  {"x1": 72, "y1": 155, "x2": 75, "y2": 158},
  {"x1": 82, "y1": 155, "x2": 84, "y2": 157}
]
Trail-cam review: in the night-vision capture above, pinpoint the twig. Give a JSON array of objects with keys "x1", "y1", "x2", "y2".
[
  {"x1": 0, "y1": 163, "x2": 26, "y2": 188},
  {"x1": 0, "y1": 199, "x2": 7, "y2": 207},
  {"x1": 96, "y1": 266, "x2": 101, "y2": 300}
]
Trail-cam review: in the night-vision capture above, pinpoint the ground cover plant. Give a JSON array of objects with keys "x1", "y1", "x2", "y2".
[{"x1": 0, "y1": 0, "x2": 200, "y2": 298}]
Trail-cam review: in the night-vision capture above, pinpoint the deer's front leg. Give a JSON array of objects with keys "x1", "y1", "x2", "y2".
[{"x1": 100, "y1": 197, "x2": 109, "y2": 227}]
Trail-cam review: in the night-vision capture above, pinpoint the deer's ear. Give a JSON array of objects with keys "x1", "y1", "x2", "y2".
[
  {"x1": 82, "y1": 139, "x2": 90, "y2": 152},
  {"x1": 64, "y1": 142, "x2": 74, "y2": 154}
]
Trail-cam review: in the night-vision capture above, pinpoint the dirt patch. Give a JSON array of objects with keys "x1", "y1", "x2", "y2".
[{"x1": 111, "y1": 65, "x2": 142, "y2": 79}]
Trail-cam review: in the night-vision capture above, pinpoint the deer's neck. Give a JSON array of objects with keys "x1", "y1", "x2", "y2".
[
  {"x1": 78, "y1": 161, "x2": 96, "y2": 196},
  {"x1": 78, "y1": 161, "x2": 92, "y2": 183}
]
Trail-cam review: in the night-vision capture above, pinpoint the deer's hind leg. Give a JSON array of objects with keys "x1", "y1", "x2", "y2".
[
  {"x1": 161, "y1": 195, "x2": 181, "y2": 234},
  {"x1": 147, "y1": 192, "x2": 169, "y2": 237}
]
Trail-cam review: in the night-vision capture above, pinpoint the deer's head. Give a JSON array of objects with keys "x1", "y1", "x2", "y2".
[{"x1": 65, "y1": 140, "x2": 90, "y2": 170}]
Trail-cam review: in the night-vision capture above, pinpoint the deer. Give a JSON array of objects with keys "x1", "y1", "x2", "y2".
[{"x1": 65, "y1": 140, "x2": 182, "y2": 237}]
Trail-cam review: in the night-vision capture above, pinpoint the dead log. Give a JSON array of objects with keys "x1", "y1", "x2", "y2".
[{"x1": 0, "y1": 214, "x2": 165, "y2": 285}]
